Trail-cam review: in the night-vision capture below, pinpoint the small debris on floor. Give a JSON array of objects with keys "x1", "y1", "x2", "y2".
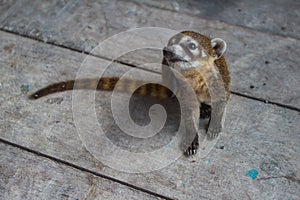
[
  {"x1": 20, "y1": 84, "x2": 31, "y2": 94},
  {"x1": 172, "y1": 1, "x2": 179, "y2": 11}
]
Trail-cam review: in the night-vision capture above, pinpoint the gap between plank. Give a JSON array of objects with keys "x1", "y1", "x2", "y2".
[
  {"x1": 0, "y1": 28, "x2": 299, "y2": 112},
  {"x1": 136, "y1": 1, "x2": 300, "y2": 41},
  {"x1": 0, "y1": 138, "x2": 175, "y2": 200},
  {"x1": 0, "y1": 28, "x2": 158, "y2": 74},
  {"x1": 231, "y1": 91, "x2": 300, "y2": 112}
]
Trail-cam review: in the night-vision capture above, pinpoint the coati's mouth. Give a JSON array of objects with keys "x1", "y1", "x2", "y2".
[{"x1": 163, "y1": 47, "x2": 187, "y2": 63}]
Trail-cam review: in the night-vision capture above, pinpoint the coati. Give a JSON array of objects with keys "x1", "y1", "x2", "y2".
[
  {"x1": 162, "y1": 31, "x2": 230, "y2": 155},
  {"x1": 30, "y1": 31, "x2": 230, "y2": 156}
]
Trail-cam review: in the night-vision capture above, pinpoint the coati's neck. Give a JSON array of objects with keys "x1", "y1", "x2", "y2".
[{"x1": 181, "y1": 56, "x2": 217, "y2": 78}]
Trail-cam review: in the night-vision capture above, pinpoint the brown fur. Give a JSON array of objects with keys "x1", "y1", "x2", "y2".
[
  {"x1": 30, "y1": 77, "x2": 172, "y2": 99},
  {"x1": 31, "y1": 31, "x2": 230, "y2": 102},
  {"x1": 179, "y1": 31, "x2": 230, "y2": 100},
  {"x1": 162, "y1": 31, "x2": 231, "y2": 155}
]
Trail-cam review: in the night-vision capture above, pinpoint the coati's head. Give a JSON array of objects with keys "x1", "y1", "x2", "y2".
[{"x1": 163, "y1": 31, "x2": 227, "y2": 71}]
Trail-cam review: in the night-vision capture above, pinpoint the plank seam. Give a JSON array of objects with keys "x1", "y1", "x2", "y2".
[
  {"x1": 131, "y1": 0, "x2": 300, "y2": 41},
  {"x1": 0, "y1": 138, "x2": 175, "y2": 200},
  {"x1": 0, "y1": 28, "x2": 299, "y2": 112},
  {"x1": 0, "y1": 28, "x2": 158, "y2": 74},
  {"x1": 231, "y1": 91, "x2": 300, "y2": 112}
]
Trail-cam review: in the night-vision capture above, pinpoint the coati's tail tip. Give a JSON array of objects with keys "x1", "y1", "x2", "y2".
[{"x1": 29, "y1": 92, "x2": 40, "y2": 100}]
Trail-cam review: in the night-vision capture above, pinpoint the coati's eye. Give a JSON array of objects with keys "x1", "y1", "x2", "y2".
[{"x1": 189, "y1": 43, "x2": 197, "y2": 50}]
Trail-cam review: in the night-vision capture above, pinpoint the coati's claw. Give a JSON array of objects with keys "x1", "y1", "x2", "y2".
[
  {"x1": 207, "y1": 127, "x2": 221, "y2": 140},
  {"x1": 185, "y1": 135, "x2": 199, "y2": 156}
]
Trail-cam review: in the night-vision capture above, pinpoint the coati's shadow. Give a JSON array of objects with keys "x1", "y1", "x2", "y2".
[
  {"x1": 97, "y1": 94, "x2": 180, "y2": 153},
  {"x1": 95, "y1": 92, "x2": 211, "y2": 154}
]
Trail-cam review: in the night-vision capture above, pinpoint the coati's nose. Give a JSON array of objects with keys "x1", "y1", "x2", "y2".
[
  {"x1": 163, "y1": 47, "x2": 175, "y2": 59},
  {"x1": 163, "y1": 47, "x2": 186, "y2": 62}
]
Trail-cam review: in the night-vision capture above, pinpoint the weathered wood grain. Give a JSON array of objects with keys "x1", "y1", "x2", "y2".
[
  {"x1": 131, "y1": 0, "x2": 300, "y2": 40},
  {"x1": 0, "y1": 0, "x2": 299, "y2": 109},
  {"x1": 0, "y1": 30, "x2": 299, "y2": 199},
  {"x1": 0, "y1": 142, "x2": 163, "y2": 200}
]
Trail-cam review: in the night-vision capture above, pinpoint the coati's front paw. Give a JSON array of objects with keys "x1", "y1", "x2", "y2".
[
  {"x1": 184, "y1": 135, "x2": 199, "y2": 156},
  {"x1": 207, "y1": 126, "x2": 221, "y2": 140}
]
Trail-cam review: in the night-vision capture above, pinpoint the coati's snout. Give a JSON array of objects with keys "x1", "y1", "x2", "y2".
[{"x1": 163, "y1": 47, "x2": 187, "y2": 63}]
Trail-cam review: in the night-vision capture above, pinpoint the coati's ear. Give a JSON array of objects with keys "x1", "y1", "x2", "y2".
[{"x1": 211, "y1": 38, "x2": 227, "y2": 59}]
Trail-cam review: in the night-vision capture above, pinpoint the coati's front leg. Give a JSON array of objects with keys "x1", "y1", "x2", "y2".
[
  {"x1": 176, "y1": 79, "x2": 201, "y2": 156},
  {"x1": 162, "y1": 63, "x2": 200, "y2": 156},
  {"x1": 182, "y1": 101, "x2": 200, "y2": 156},
  {"x1": 207, "y1": 100, "x2": 226, "y2": 140},
  {"x1": 185, "y1": 99, "x2": 226, "y2": 154},
  {"x1": 206, "y1": 73, "x2": 228, "y2": 140}
]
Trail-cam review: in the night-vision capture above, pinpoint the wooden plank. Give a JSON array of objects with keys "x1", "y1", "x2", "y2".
[
  {"x1": 0, "y1": 29, "x2": 299, "y2": 199},
  {"x1": 0, "y1": 0, "x2": 299, "y2": 109},
  {"x1": 0, "y1": 142, "x2": 163, "y2": 200},
  {"x1": 131, "y1": 0, "x2": 300, "y2": 40}
]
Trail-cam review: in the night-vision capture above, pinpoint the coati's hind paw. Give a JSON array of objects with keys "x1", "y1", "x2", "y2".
[
  {"x1": 200, "y1": 103, "x2": 211, "y2": 119},
  {"x1": 184, "y1": 135, "x2": 199, "y2": 156}
]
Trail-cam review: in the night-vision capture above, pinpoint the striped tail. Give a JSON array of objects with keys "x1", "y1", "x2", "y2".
[{"x1": 29, "y1": 77, "x2": 173, "y2": 99}]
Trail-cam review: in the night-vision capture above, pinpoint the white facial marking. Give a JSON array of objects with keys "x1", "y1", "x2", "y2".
[
  {"x1": 201, "y1": 50, "x2": 207, "y2": 58},
  {"x1": 167, "y1": 35, "x2": 212, "y2": 71}
]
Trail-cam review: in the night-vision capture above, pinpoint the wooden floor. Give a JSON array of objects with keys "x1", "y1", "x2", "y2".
[{"x1": 0, "y1": 0, "x2": 299, "y2": 199}]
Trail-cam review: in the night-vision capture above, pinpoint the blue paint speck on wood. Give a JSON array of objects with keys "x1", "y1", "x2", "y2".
[
  {"x1": 127, "y1": 10, "x2": 137, "y2": 16},
  {"x1": 25, "y1": 84, "x2": 31, "y2": 91},
  {"x1": 246, "y1": 169, "x2": 259, "y2": 180}
]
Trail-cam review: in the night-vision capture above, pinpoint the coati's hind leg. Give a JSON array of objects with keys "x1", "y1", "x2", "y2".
[{"x1": 200, "y1": 103, "x2": 211, "y2": 119}]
